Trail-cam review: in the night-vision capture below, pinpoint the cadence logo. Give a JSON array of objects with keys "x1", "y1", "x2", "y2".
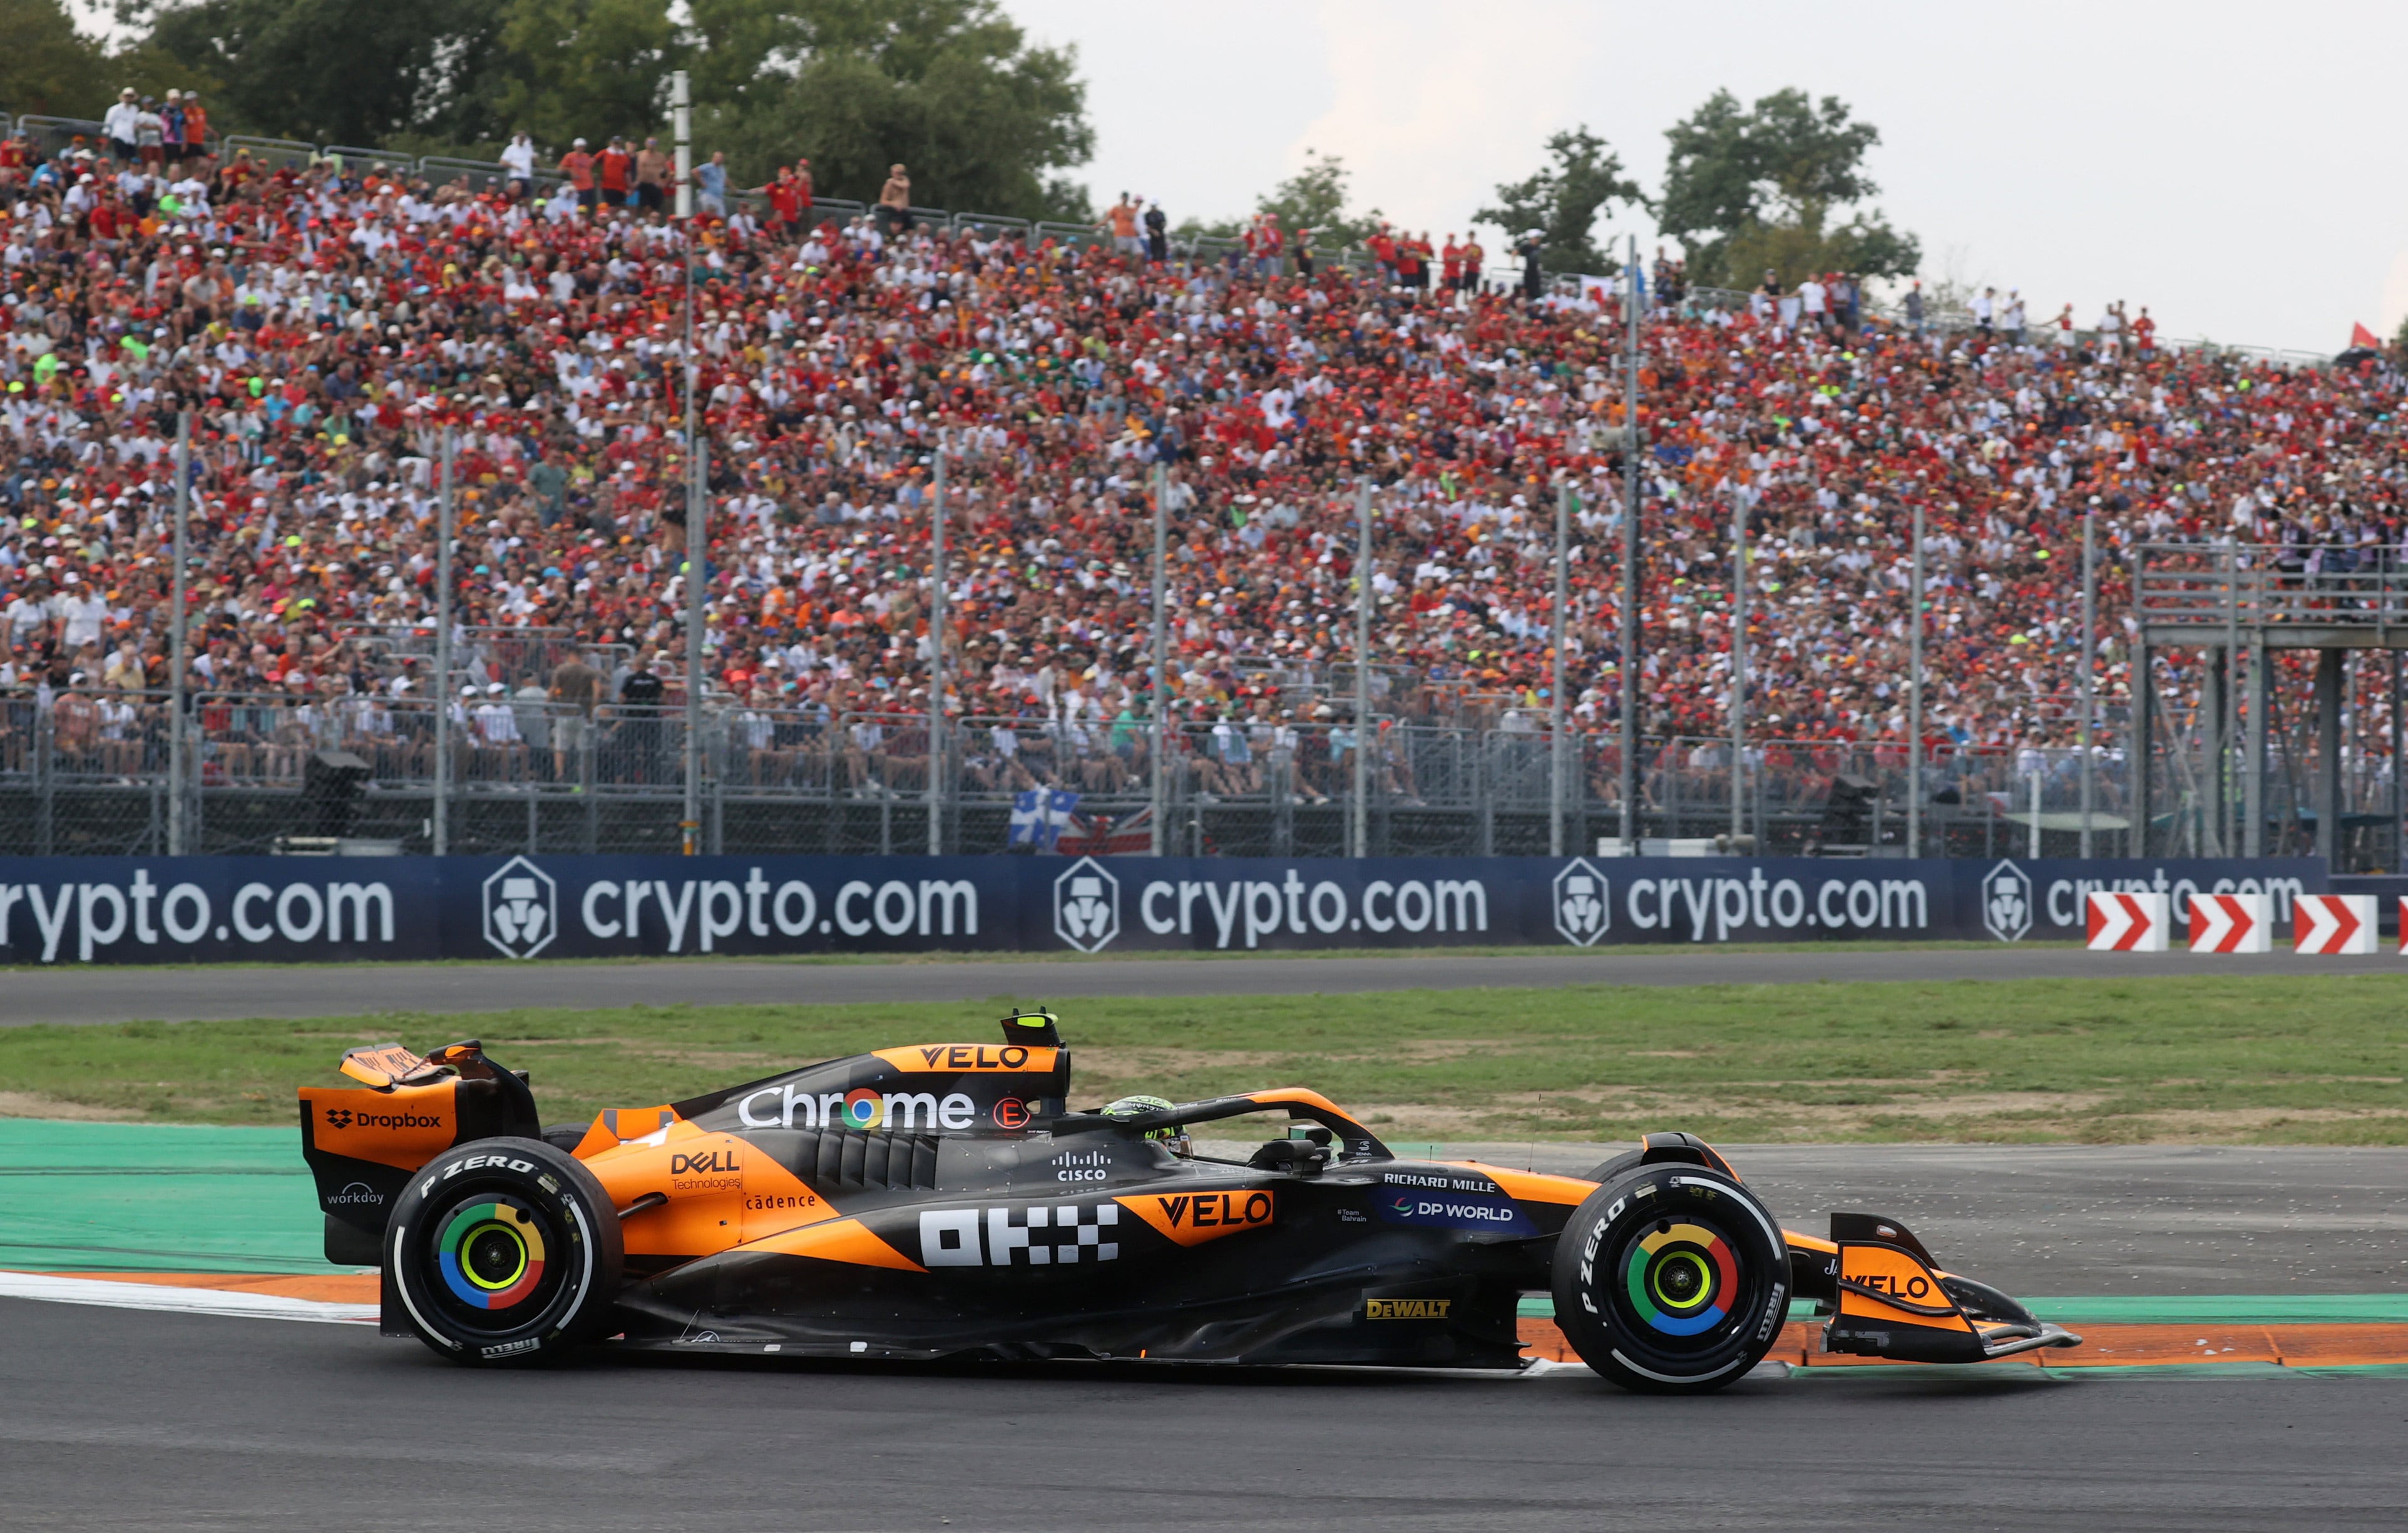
[
  {"x1": 1054, "y1": 858, "x2": 1119, "y2": 952},
  {"x1": 482, "y1": 856, "x2": 558, "y2": 960}
]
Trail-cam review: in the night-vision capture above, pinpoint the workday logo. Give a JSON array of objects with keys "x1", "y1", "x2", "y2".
[
  {"x1": 482, "y1": 856, "x2": 558, "y2": 960},
  {"x1": 1552, "y1": 858, "x2": 1611, "y2": 946},
  {"x1": 1053, "y1": 857, "x2": 1119, "y2": 953},
  {"x1": 1981, "y1": 859, "x2": 2032, "y2": 943}
]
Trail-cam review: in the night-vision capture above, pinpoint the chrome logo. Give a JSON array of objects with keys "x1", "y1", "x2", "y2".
[
  {"x1": 436, "y1": 1199, "x2": 548, "y2": 1310},
  {"x1": 841, "y1": 1088, "x2": 886, "y2": 1131},
  {"x1": 1623, "y1": 1221, "x2": 1737, "y2": 1336}
]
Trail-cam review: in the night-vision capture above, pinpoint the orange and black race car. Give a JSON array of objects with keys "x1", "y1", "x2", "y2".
[{"x1": 299, "y1": 1010, "x2": 2078, "y2": 1392}]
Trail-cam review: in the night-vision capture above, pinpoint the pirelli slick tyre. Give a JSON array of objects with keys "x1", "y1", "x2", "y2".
[
  {"x1": 1550, "y1": 1165, "x2": 1786, "y2": 1394},
  {"x1": 385, "y1": 1137, "x2": 622, "y2": 1366}
]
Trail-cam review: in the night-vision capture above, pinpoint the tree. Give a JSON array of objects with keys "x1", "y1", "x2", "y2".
[
  {"x1": 0, "y1": 0, "x2": 118, "y2": 118},
  {"x1": 138, "y1": 0, "x2": 508, "y2": 147},
  {"x1": 125, "y1": 0, "x2": 1094, "y2": 206},
  {"x1": 1179, "y1": 149, "x2": 1381, "y2": 251},
  {"x1": 1475, "y1": 126, "x2": 1641, "y2": 277},
  {"x1": 1657, "y1": 88, "x2": 1919, "y2": 289},
  {"x1": 489, "y1": 0, "x2": 680, "y2": 151},
  {"x1": 691, "y1": 0, "x2": 1092, "y2": 219}
]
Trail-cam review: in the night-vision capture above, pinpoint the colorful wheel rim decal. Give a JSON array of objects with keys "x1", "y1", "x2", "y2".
[
  {"x1": 841, "y1": 1088, "x2": 886, "y2": 1130},
  {"x1": 1622, "y1": 1220, "x2": 1738, "y2": 1337},
  {"x1": 436, "y1": 1200, "x2": 549, "y2": 1310}
]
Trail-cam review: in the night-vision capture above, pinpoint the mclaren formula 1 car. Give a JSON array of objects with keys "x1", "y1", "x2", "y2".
[{"x1": 299, "y1": 1011, "x2": 2078, "y2": 1392}]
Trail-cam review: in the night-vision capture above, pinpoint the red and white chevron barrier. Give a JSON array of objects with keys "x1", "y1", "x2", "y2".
[
  {"x1": 2189, "y1": 892, "x2": 2272, "y2": 953},
  {"x1": 2293, "y1": 895, "x2": 2377, "y2": 955},
  {"x1": 2086, "y1": 891, "x2": 2170, "y2": 951}
]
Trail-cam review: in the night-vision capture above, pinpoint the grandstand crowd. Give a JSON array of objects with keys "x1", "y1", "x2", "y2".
[{"x1": 1, "y1": 111, "x2": 2404, "y2": 807}]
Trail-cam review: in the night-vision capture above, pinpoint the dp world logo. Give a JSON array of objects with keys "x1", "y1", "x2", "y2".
[
  {"x1": 1053, "y1": 857, "x2": 1119, "y2": 953},
  {"x1": 1982, "y1": 859, "x2": 2032, "y2": 943},
  {"x1": 482, "y1": 856, "x2": 558, "y2": 960},
  {"x1": 1552, "y1": 857, "x2": 1611, "y2": 946}
]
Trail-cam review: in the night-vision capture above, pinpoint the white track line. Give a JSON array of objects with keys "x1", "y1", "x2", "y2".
[{"x1": 0, "y1": 1271, "x2": 376, "y2": 1324}]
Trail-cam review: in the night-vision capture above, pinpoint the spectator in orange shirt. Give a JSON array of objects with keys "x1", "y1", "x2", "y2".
[
  {"x1": 1104, "y1": 193, "x2": 1141, "y2": 257},
  {"x1": 560, "y1": 138, "x2": 597, "y2": 213}
]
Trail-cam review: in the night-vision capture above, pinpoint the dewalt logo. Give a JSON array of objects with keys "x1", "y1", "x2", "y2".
[{"x1": 1366, "y1": 1298, "x2": 1452, "y2": 1320}]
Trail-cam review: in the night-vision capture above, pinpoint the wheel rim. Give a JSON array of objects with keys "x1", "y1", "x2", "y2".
[
  {"x1": 428, "y1": 1195, "x2": 560, "y2": 1327},
  {"x1": 1617, "y1": 1215, "x2": 1745, "y2": 1345}
]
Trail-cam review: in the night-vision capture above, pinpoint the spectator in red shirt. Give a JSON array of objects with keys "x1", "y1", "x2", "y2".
[{"x1": 598, "y1": 138, "x2": 632, "y2": 207}]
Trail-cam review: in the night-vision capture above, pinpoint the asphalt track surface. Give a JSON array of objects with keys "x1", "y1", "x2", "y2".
[
  {"x1": 8, "y1": 945, "x2": 2404, "y2": 1025},
  {"x1": 1440, "y1": 1145, "x2": 2408, "y2": 1295},
  {"x1": 8, "y1": 1297, "x2": 2405, "y2": 1530}
]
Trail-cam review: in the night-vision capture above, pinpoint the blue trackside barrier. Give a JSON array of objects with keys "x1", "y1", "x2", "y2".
[{"x1": 0, "y1": 855, "x2": 2327, "y2": 965}]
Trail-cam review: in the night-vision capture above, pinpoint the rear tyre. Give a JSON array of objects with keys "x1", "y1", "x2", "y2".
[
  {"x1": 384, "y1": 1137, "x2": 622, "y2": 1366},
  {"x1": 1550, "y1": 1164, "x2": 1786, "y2": 1394}
]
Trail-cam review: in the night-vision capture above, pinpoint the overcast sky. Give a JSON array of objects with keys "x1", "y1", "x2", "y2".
[{"x1": 1002, "y1": 0, "x2": 2405, "y2": 355}]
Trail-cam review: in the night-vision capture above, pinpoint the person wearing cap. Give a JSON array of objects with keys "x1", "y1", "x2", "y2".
[
  {"x1": 160, "y1": 91, "x2": 185, "y2": 166},
  {"x1": 597, "y1": 136, "x2": 632, "y2": 208},
  {"x1": 560, "y1": 138, "x2": 596, "y2": 213},
  {"x1": 180, "y1": 93, "x2": 208, "y2": 160},
  {"x1": 104, "y1": 90, "x2": 141, "y2": 163}
]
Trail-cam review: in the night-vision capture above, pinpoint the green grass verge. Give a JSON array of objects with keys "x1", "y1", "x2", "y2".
[{"x1": 6, "y1": 973, "x2": 2407, "y2": 1143}]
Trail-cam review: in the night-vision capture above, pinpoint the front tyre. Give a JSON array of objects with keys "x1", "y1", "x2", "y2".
[
  {"x1": 1550, "y1": 1164, "x2": 1786, "y2": 1394},
  {"x1": 385, "y1": 1137, "x2": 622, "y2": 1365}
]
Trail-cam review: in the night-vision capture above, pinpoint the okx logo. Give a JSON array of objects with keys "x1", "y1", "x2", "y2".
[
  {"x1": 482, "y1": 856, "x2": 558, "y2": 960},
  {"x1": 1981, "y1": 859, "x2": 2032, "y2": 943},
  {"x1": 1552, "y1": 858, "x2": 1611, "y2": 946},
  {"x1": 1053, "y1": 857, "x2": 1119, "y2": 953}
]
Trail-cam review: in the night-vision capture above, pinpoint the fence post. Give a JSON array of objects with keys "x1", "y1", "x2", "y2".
[
  {"x1": 168, "y1": 412, "x2": 190, "y2": 856},
  {"x1": 34, "y1": 704, "x2": 54, "y2": 856},
  {"x1": 433, "y1": 431, "x2": 453, "y2": 854},
  {"x1": 1353, "y1": 481, "x2": 1371, "y2": 859},
  {"x1": 928, "y1": 439, "x2": 946, "y2": 856}
]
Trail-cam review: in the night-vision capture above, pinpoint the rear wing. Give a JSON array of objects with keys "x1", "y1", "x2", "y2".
[{"x1": 300, "y1": 1041, "x2": 541, "y2": 1261}]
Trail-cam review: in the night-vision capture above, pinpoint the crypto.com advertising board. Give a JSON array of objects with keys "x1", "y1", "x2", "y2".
[{"x1": 0, "y1": 855, "x2": 2325, "y2": 964}]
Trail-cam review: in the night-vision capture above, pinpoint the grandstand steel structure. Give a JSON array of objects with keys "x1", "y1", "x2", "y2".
[{"x1": 2134, "y1": 543, "x2": 2405, "y2": 867}]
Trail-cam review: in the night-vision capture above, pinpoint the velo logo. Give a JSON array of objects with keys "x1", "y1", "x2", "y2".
[
  {"x1": 1053, "y1": 857, "x2": 1120, "y2": 953},
  {"x1": 1552, "y1": 858, "x2": 1611, "y2": 946},
  {"x1": 481, "y1": 856, "x2": 558, "y2": 960}
]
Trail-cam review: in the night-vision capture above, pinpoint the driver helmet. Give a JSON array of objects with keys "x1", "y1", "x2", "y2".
[{"x1": 1103, "y1": 1094, "x2": 1190, "y2": 1158}]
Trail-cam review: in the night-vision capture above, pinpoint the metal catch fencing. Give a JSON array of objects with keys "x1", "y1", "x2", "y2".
[{"x1": 15, "y1": 683, "x2": 2385, "y2": 861}]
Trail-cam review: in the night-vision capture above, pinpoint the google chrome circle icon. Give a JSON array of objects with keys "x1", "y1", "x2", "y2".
[{"x1": 842, "y1": 1089, "x2": 885, "y2": 1130}]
